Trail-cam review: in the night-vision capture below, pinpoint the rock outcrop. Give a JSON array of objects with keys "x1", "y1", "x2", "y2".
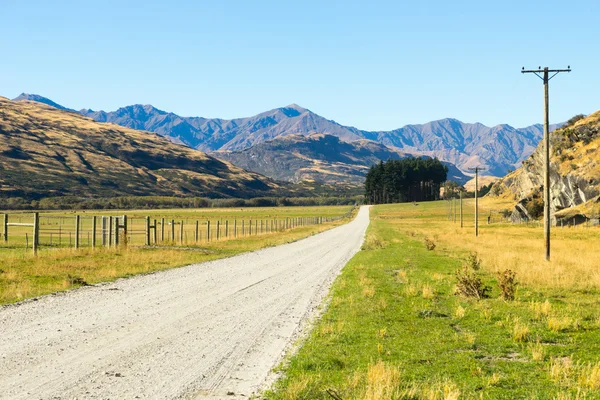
[{"x1": 490, "y1": 111, "x2": 600, "y2": 224}]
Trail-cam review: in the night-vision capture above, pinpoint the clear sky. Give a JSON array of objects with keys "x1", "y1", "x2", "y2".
[{"x1": 1, "y1": 0, "x2": 598, "y2": 130}]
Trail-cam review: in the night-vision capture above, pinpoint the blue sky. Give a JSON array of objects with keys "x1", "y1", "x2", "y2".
[{"x1": 1, "y1": 0, "x2": 597, "y2": 130}]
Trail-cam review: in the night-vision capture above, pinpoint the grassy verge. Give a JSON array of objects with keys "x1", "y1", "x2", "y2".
[
  {"x1": 265, "y1": 201, "x2": 600, "y2": 399},
  {"x1": 0, "y1": 206, "x2": 355, "y2": 305}
]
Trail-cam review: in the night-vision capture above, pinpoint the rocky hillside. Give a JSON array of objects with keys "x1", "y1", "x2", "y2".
[
  {"x1": 215, "y1": 133, "x2": 469, "y2": 185},
  {"x1": 13, "y1": 95, "x2": 558, "y2": 177},
  {"x1": 490, "y1": 112, "x2": 600, "y2": 222},
  {"x1": 0, "y1": 97, "x2": 280, "y2": 200}
]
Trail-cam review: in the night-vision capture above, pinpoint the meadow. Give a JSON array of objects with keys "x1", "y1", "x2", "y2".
[
  {"x1": 266, "y1": 199, "x2": 600, "y2": 399},
  {"x1": 0, "y1": 205, "x2": 355, "y2": 305}
]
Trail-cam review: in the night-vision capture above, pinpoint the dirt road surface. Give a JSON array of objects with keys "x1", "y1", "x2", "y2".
[{"x1": 0, "y1": 206, "x2": 369, "y2": 399}]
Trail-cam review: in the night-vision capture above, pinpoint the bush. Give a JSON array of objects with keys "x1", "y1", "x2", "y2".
[
  {"x1": 498, "y1": 269, "x2": 517, "y2": 301},
  {"x1": 424, "y1": 237, "x2": 436, "y2": 251},
  {"x1": 455, "y1": 252, "x2": 490, "y2": 299},
  {"x1": 524, "y1": 196, "x2": 544, "y2": 219}
]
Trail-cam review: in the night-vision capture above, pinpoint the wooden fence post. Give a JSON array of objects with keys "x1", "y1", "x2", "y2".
[
  {"x1": 242, "y1": 220, "x2": 245, "y2": 236},
  {"x1": 180, "y1": 220, "x2": 184, "y2": 244},
  {"x1": 3, "y1": 213, "x2": 7, "y2": 242},
  {"x1": 216, "y1": 221, "x2": 220, "y2": 240},
  {"x1": 225, "y1": 220, "x2": 229, "y2": 238},
  {"x1": 234, "y1": 219, "x2": 237, "y2": 238},
  {"x1": 195, "y1": 220, "x2": 199, "y2": 243},
  {"x1": 114, "y1": 217, "x2": 119, "y2": 246},
  {"x1": 92, "y1": 216, "x2": 97, "y2": 248},
  {"x1": 75, "y1": 215, "x2": 80, "y2": 249},
  {"x1": 33, "y1": 212, "x2": 39, "y2": 255},
  {"x1": 122, "y1": 215, "x2": 128, "y2": 246},
  {"x1": 171, "y1": 219, "x2": 175, "y2": 243},
  {"x1": 145, "y1": 216, "x2": 151, "y2": 246},
  {"x1": 207, "y1": 220, "x2": 211, "y2": 241},
  {"x1": 108, "y1": 217, "x2": 113, "y2": 247},
  {"x1": 153, "y1": 219, "x2": 157, "y2": 244}
]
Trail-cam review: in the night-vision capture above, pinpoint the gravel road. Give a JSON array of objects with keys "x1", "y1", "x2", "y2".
[{"x1": 0, "y1": 206, "x2": 370, "y2": 399}]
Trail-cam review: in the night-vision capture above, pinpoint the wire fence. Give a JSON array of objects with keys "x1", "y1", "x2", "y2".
[
  {"x1": 1, "y1": 206, "x2": 357, "y2": 255},
  {"x1": 444, "y1": 198, "x2": 600, "y2": 228}
]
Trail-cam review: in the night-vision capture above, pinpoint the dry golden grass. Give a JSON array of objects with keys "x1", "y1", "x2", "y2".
[
  {"x1": 454, "y1": 305, "x2": 466, "y2": 319},
  {"x1": 531, "y1": 299, "x2": 553, "y2": 320},
  {"x1": 385, "y1": 197, "x2": 600, "y2": 290},
  {"x1": 363, "y1": 360, "x2": 401, "y2": 400},
  {"x1": 548, "y1": 316, "x2": 574, "y2": 333},
  {"x1": 422, "y1": 284, "x2": 435, "y2": 299},
  {"x1": 579, "y1": 362, "x2": 600, "y2": 390},
  {"x1": 404, "y1": 284, "x2": 418, "y2": 297},
  {"x1": 530, "y1": 341, "x2": 546, "y2": 361},
  {"x1": 512, "y1": 318, "x2": 530, "y2": 342}
]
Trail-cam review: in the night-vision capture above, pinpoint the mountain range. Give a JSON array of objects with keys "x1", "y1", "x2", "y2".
[
  {"x1": 13, "y1": 93, "x2": 564, "y2": 178},
  {"x1": 0, "y1": 96, "x2": 279, "y2": 200},
  {"x1": 215, "y1": 133, "x2": 469, "y2": 185}
]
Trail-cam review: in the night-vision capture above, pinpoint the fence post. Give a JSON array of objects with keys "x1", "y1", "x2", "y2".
[
  {"x1": 153, "y1": 219, "x2": 157, "y2": 244},
  {"x1": 92, "y1": 216, "x2": 97, "y2": 248},
  {"x1": 242, "y1": 220, "x2": 245, "y2": 236},
  {"x1": 234, "y1": 219, "x2": 237, "y2": 238},
  {"x1": 3, "y1": 213, "x2": 7, "y2": 242},
  {"x1": 225, "y1": 220, "x2": 229, "y2": 238},
  {"x1": 180, "y1": 220, "x2": 184, "y2": 244},
  {"x1": 108, "y1": 217, "x2": 113, "y2": 247},
  {"x1": 160, "y1": 218, "x2": 165, "y2": 242},
  {"x1": 33, "y1": 212, "x2": 39, "y2": 255},
  {"x1": 122, "y1": 215, "x2": 128, "y2": 246},
  {"x1": 75, "y1": 215, "x2": 80, "y2": 249},
  {"x1": 171, "y1": 220, "x2": 175, "y2": 243},
  {"x1": 217, "y1": 221, "x2": 220, "y2": 240},
  {"x1": 207, "y1": 220, "x2": 211, "y2": 241},
  {"x1": 114, "y1": 217, "x2": 119, "y2": 246},
  {"x1": 195, "y1": 220, "x2": 199, "y2": 243},
  {"x1": 145, "y1": 216, "x2": 151, "y2": 246}
]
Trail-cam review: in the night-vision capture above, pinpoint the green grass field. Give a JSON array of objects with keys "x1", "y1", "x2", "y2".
[
  {"x1": 0, "y1": 205, "x2": 354, "y2": 305},
  {"x1": 266, "y1": 200, "x2": 600, "y2": 399}
]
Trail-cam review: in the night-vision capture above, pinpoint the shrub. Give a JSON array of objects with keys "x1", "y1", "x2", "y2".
[
  {"x1": 524, "y1": 196, "x2": 544, "y2": 219},
  {"x1": 497, "y1": 269, "x2": 517, "y2": 301},
  {"x1": 424, "y1": 237, "x2": 436, "y2": 251},
  {"x1": 455, "y1": 252, "x2": 490, "y2": 299}
]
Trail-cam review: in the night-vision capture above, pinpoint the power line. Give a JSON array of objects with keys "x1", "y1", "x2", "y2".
[{"x1": 521, "y1": 66, "x2": 571, "y2": 261}]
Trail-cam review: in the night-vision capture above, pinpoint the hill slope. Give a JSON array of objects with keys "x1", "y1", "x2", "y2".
[
  {"x1": 12, "y1": 93, "x2": 74, "y2": 112},
  {"x1": 0, "y1": 97, "x2": 279, "y2": 200},
  {"x1": 491, "y1": 112, "x2": 600, "y2": 221},
  {"x1": 215, "y1": 133, "x2": 469, "y2": 185}
]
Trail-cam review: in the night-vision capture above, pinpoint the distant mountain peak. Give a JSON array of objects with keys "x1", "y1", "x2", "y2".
[{"x1": 12, "y1": 93, "x2": 73, "y2": 112}]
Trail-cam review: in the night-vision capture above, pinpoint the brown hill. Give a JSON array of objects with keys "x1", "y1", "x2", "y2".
[
  {"x1": 0, "y1": 97, "x2": 279, "y2": 200},
  {"x1": 214, "y1": 133, "x2": 469, "y2": 185}
]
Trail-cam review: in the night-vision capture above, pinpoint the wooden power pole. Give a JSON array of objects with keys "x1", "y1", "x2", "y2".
[
  {"x1": 522, "y1": 66, "x2": 571, "y2": 261},
  {"x1": 468, "y1": 167, "x2": 486, "y2": 237}
]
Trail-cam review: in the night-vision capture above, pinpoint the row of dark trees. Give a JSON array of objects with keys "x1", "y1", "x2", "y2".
[{"x1": 364, "y1": 158, "x2": 448, "y2": 204}]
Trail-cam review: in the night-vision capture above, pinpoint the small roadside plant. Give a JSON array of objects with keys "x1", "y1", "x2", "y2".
[
  {"x1": 455, "y1": 252, "x2": 490, "y2": 299},
  {"x1": 498, "y1": 269, "x2": 517, "y2": 301},
  {"x1": 424, "y1": 237, "x2": 436, "y2": 251}
]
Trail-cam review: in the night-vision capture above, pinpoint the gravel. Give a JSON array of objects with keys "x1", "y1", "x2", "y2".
[{"x1": 0, "y1": 206, "x2": 370, "y2": 399}]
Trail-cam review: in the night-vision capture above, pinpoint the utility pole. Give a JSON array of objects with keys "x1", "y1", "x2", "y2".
[
  {"x1": 468, "y1": 167, "x2": 486, "y2": 237},
  {"x1": 522, "y1": 66, "x2": 571, "y2": 261},
  {"x1": 459, "y1": 189, "x2": 463, "y2": 228}
]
